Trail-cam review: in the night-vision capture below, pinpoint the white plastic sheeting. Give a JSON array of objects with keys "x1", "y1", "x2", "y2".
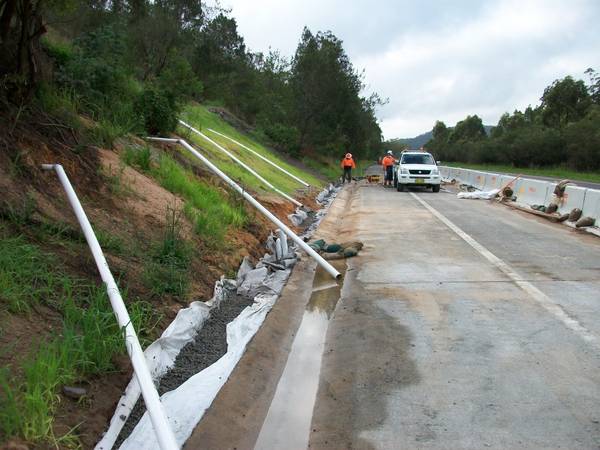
[
  {"x1": 457, "y1": 189, "x2": 500, "y2": 200},
  {"x1": 96, "y1": 282, "x2": 229, "y2": 450},
  {"x1": 119, "y1": 291, "x2": 281, "y2": 450},
  {"x1": 288, "y1": 207, "x2": 309, "y2": 227}
]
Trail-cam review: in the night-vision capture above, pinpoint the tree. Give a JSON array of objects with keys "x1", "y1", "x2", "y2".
[
  {"x1": 540, "y1": 75, "x2": 591, "y2": 128},
  {"x1": 585, "y1": 68, "x2": 600, "y2": 104},
  {"x1": 448, "y1": 115, "x2": 486, "y2": 142},
  {"x1": 289, "y1": 27, "x2": 381, "y2": 158},
  {"x1": 432, "y1": 120, "x2": 449, "y2": 140}
]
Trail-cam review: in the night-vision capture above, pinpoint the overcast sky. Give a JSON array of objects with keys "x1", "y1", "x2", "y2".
[{"x1": 221, "y1": 0, "x2": 600, "y2": 139}]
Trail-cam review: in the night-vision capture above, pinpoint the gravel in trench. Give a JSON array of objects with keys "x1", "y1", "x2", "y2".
[{"x1": 113, "y1": 290, "x2": 254, "y2": 448}]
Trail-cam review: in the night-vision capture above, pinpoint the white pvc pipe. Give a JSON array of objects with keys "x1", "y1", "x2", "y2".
[
  {"x1": 147, "y1": 138, "x2": 341, "y2": 280},
  {"x1": 41, "y1": 164, "x2": 179, "y2": 450},
  {"x1": 178, "y1": 120, "x2": 302, "y2": 207},
  {"x1": 206, "y1": 128, "x2": 311, "y2": 188}
]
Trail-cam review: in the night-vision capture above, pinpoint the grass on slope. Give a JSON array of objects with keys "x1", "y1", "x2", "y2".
[
  {"x1": 180, "y1": 105, "x2": 324, "y2": 194},
  {"x1": 122, "y1": 147, "x2": 246, "y2": 249},
  {"x1": 0, "y1": 226, "x2": 158, "y2": 446},
  {"x1": 444, "y1": 162, "x2": 600, "y2": 184}
]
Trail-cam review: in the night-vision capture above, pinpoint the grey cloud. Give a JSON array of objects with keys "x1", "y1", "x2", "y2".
[{"x1": 223, "y1": 0, "x2": 600, "y2": 137}]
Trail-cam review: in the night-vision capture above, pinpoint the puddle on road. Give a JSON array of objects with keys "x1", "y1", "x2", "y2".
[{"x1": 254, "y1": 262, "x2": 345, "y2": 450}]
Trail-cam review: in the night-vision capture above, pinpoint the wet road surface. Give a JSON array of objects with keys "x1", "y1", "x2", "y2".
[{"x1": 187, "y1": 182, "x2": 600, "y2": 449}]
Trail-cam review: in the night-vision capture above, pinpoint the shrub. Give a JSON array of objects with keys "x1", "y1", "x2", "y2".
[{"x1": 135, "y1": 86, "x2": 178, "y2": 135}]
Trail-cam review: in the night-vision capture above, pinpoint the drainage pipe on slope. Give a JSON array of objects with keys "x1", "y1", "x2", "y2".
[
  {"x1": 178, "y1": 120, "x2": 302, "y2": 207},
  {"x1": 41, "y1": 164, "x2": 179, "y2": 450},
  {"x1": 205, "y1": 127, "x2": 310, "y2": 188},
  {"x1": 147, "y1": 137, "x2": 341, "y2": 280}
]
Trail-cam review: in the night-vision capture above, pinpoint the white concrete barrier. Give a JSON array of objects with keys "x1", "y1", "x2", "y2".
[
  {"x1": 472, "y1": 172, "x2": 486, "y2": 190},
  {"x1": 515, "y1": 179, "x2": 551, "y2": 206},
  {"x1": 581, "y1": 188, "x2": 600, "y2": 219},
  {"x1": 544, "y1": 183, "x2": 558, "y2": 205},
  {"x1": 483, "y1": 173, "x2": 502, "y2": 190},
  {"x1": 443, "y1": 165, "x2": 600, "y2": 226},
  {"x1": 558, "y1": 186, "x2": 587, "y2": 215}
]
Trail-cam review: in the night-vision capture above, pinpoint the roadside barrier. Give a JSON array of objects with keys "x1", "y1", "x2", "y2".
[
  {"x1": 41, "y1": 164, "x2": 179, "y2": 450},
  {"x1": 558, "y1": 186, "x2": 587, "y2": 215},
  {"x1": 472, "y1": 172, "x2": 486, "y2": 190},
  {"x1": 147, "y1": 137, "x2": 341, "y2": 280},
  {"x1": 582, "y1": 188, "x2": 600, "y2": 219},
  {"x1": 484, "y1": 173, "x2": 502, "y2": 191},
  {"x1": 178, "y1": 120, "x2": 302, "y2": 207},
  {"x1": 515, "y1": 179, "x2": 552, "y2": 206},
  {"x1": 206, "y1": 128, "x2": 311, "y2": 187},
  {"x1": 441, "y1": 165, "x2": 600, "y2": 226}
]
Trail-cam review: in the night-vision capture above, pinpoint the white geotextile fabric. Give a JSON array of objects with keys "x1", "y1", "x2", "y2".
[
  {"x1": 288, "y1": 207, "x2": 308, "y2": 226},
  {"x1": 95, "y1": 282, "x2": 229, "y2": 450},
  {"x1": 119, "y1": 291, "x2": 281, "y2": 450},
  {"x1": 457, "y1": 188, "x2": 500, "y2": 200}
]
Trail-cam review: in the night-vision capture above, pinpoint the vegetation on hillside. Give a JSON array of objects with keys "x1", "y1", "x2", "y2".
[
  {"x1": 1, "y1": 0, "x2": 383, "y2": 161},
  {"x1": 180, "y1": 104, "x2": 324, "y2": 193},
  {"x1": 425, "y1": 70, "x2": 600, "y2": 171}
]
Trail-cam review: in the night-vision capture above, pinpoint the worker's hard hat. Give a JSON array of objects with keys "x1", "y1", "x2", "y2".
[
  {"x1": 387, "y1": 150, "x2": 392, "y2": 155},
  {"x1": 345, "y1": 153, "x2": 352, "y2": 158}
]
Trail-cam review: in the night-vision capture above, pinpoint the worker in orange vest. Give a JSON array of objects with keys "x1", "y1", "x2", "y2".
[
  {"x1": 341, "y1": 153, "x2": 356, "y2": 184},
  {"x1": 381, "y1": 150, "x2": 396, "y2": 187}
]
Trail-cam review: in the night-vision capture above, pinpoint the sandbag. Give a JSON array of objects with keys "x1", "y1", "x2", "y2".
[
  {"x1": 568, "y1": 208, "x2": 583, "y2": 222},
  {"x1": 575, "y1": 216, "x2": 595, "y2": 228},
  {"x1": 546, "y1": 203, "x2": 558, "y2": 214},
  {"x1": 309, "y1": 239, "x2": 326, "y2": 251},
  {"x1": 324, "y1": 243, "x2": 342, "y2": 253},
  {"x1": 554, "y1": 180, "x2": 570, "y2": 197}
]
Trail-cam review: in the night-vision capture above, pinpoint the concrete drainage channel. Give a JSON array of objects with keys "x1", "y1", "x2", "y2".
[
  {"x1": 97, "y1": 183, "x2": 342, "y2": 450},
  {"x1": 254, "y1": 261, "x2": 346, "y2": 450}
]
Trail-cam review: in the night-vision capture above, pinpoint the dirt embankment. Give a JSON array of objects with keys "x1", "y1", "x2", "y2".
[{"x1": 0, "y1": 107, "x2": 306, "y2": 448}]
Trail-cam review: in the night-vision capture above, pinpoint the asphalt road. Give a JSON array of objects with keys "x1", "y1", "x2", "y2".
[{"x1": 186, "y1": 181, "x2": 600, "y2": 450}]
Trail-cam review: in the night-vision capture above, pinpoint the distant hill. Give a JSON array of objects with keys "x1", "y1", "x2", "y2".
[{"x1": 387, "y1": 125, "x2": 494, "y2": 150}]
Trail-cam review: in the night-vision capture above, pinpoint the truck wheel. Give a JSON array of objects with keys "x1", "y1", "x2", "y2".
[
  {"x1": 397, "y1": 183, "x2": 405, "y2": 192},
  {"x1": 432, "y1": 185, "x2": 440, "y2": 193},
  {"x1": 393, "y1": 176, "x2": 398, "y2": 188}
]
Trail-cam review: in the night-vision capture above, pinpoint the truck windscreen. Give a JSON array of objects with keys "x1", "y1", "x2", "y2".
[{"x1": 401, "y1": 154, "x2": 434, "y2": 165}]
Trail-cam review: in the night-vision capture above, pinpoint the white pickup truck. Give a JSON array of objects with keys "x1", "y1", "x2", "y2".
[{"x1": 395, "y1": 151, "x2": 441, "y2": 192}]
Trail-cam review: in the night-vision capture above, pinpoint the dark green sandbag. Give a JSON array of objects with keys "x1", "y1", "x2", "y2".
[
  {"x1": 309, "y1": 239, "x2": 326, "y2": 251},
  {"x1": 325, "y1": 244, "x2": 342, "y2": 253},
  {"x1": 546, "y1": 203, "x2": 558, "y2": 214}
]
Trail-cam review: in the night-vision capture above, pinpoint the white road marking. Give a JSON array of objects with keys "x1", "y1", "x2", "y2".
[{"x1": 411, "y1": 192, "x2": 600, "y2": 349}]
